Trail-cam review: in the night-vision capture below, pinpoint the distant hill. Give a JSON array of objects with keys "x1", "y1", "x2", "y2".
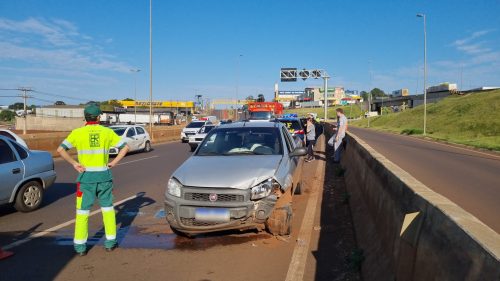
[{"x1": 351, "y1": 90, "x2": 500, "y2": 151}]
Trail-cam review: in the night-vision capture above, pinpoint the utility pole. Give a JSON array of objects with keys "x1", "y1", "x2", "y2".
[
  {"x1": 149, "y1": 0, "x2": 153, "y2": 139},
  {"x1": 130, "y1": 69, "x2": 141, "y2": 124},
  {"x1": 323, "y1": 77, "x2": 329, "y2": 121},
  {"x1": 417, "y1": 13, "x2": 427, "y2": 135},
  {"x1": 368, "y1": 60, "x2": 373, "y2": 128},
  {"x1": 19, "y1": 87, "x2": 33, "y2": 135}
]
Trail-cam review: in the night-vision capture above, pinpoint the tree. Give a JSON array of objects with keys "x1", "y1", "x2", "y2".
[
  {"x1": 360, "y1": 91, "x2": 369, "y2": 101},
  {"x1": 257, "y1": 94, "x2": 265, "y2": 102},
  {"x1": 370, "y1": 88, "x2": 387, "y2": 98},
  {"x1": 246, "y1": 95, "x2": 255, "y2": 101},
  {"x1": 123, "y1": 98, "x2": 134, "y2": 101},
  {"x1": 99, "y1": 99, "x2": 122, "y2": 111},
  {"x1": 0, "y1": 110, "x2": 15, "y2": 121},
  {"x1": 8, "y1": 103, "x2": 24, "y2": 110},
  {"x1": 54, "y1": 101, "x2": 66, "y2": 105}
]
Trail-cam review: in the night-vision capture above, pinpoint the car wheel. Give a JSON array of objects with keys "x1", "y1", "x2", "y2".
[
  {"x1": 143, "y1": 141, "x2": 152, "y2": 152},
  {"x1": 294, "y1": 181, "x2": 302, "y2": 195},
  {"x1": 265, "y1": 203, "x2": 293, "y2": 236},
  {"x1": 14, "y1": 181, "x2": 44, "y2": 212}
]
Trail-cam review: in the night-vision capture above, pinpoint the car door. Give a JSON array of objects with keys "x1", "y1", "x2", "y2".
[
  {"x1": 125, "y1": 127, "x2": 139, "y2": 151},
  {"x1": 281, "y1": 127, "x2": 302, "y2": 189},
  {"x1": 135, "y1": 126, "x2": 147, "y2": 148},
  {"x1": 0, "y1": 139, "x2": 23, "y2": 202}
]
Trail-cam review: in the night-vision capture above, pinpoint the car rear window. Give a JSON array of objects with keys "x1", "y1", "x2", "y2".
[
  {"x1": 0, "y1": 139, "x2": 16, "y2": 164},
  {"x1": 136, "y1": 127, "x2": 146, "y2": 134},
  {"x1": 0, "y1": 131, "x2": 16, "y2": 141},
  {"x1": 186, "y1": 122, "x2": 204, "y2": 128},
  {"x1": 279, "y1": 120, "x2": 302, "y2": 131},
  {"x1": 10, "y1": 140, "x2": 28, "y2": 159}
]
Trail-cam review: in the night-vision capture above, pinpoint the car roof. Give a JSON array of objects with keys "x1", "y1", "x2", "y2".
[
  {"x1": 277, "y1": 117, "x2": 300, "y2": 122},
  {"x1": 218, "y1": 121, "x2": 283, "y2": 129},
  {"x1": 109, "y1": 125, "x2": 143, "y2": 128}
]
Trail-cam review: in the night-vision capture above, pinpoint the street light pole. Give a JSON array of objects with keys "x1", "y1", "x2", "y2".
[
  {"x1": 149, "y1": 0, "x2": 153, "y2": 138},
  {"x1": 417, "y1": 13, "x2": 427, "y2": 135},
  {"x1": 236, "y1": 54, "x2": 242, "y2": 120},
  {"x1": 323, "y1": 77, "x2": 329, "y2": 121},
  {"x1": 130, "y1": 69, "x2": 141, "y2": 124}
]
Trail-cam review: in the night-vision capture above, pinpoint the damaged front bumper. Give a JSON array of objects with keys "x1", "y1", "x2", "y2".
[{"x1": 165, "y1": 186, "x2": 278, "y2": 234}]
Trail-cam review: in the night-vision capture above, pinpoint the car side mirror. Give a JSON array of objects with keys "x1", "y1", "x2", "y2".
[{"x1": 289, "y1": 147, "x2": 307, "y2": 157}]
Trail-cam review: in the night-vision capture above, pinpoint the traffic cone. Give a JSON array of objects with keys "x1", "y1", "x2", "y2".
[{"x1": 0, "y1": 247, "x2": 14, "y2": 260}]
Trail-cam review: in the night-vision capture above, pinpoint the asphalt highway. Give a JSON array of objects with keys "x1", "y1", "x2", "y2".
[
  {"x1": 349, "y1": 127, "x2": 500, "y2": 233},
  {"x1": 0, "y1": 139, "x2": 356, "y2": 281}
]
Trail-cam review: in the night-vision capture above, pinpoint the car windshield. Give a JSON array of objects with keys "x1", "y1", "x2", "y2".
[
  {"x1": 197, "y1": 127, "x2": 283, "y2": 156},
  {"x1": 111, "y1": 127, "x2": 127, "y2": 136},
  {"x1": 278, "y1": 120, "x2": 302, "y2": 131},
  {"x1": 250, "y1": 111, "x2": 272, "y2": 120},
  {"x1": 199, "y1": 125, "x2": 215, "y2": 134},
  {"x1": 186, "y1": 122, "x2": 204, "y2": 128}
]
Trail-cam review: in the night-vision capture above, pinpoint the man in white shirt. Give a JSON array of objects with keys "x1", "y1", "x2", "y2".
[{"x1": 333, "y1": 108, "x2": 348, "y2": 162}]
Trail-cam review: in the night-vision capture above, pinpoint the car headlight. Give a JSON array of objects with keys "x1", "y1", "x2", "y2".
[
  {"x1": 251, "y1": 179, "x2": 280, "y2": 200},
  {"x1": 167, "y1": 178, "x2": 182, "y2": 197},
  {"x1": 181, "y1": 132, "x2": 186, "y2": 137}
]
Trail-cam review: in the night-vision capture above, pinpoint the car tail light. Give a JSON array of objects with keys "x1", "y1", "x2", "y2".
[{"x1": 295, "y1": 130, "x2": 304, "y2": 135}]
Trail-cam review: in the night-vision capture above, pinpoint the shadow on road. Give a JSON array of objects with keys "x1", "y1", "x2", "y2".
[
  {"x1": 0, "y1": 182, "x2": 75, "y2": 218},
  {"x1": 41, "y1": 182, "x2": 76, "y2": 207},
  {"x1": 0, "y1": 223, "x2": 77, "y2": 281}
]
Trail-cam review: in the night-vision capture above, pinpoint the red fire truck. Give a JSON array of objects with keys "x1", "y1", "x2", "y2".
[{"x1": 247, "y1": 102, "x2": 284, "y2": 120}]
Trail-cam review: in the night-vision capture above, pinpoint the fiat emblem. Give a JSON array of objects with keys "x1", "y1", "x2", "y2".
[{"x1": 209, "y1": 193, "x2": 218, "y2": 202}]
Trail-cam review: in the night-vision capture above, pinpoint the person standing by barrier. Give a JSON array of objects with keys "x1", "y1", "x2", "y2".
[
  {"x1": 57, "y1": 104, "x2": 130, "y2": 256},
  {"x1": 305, "y1": 115, "x2": 316, "y2": 162},
  {"x1": 332, "y1": 108, "x2": 348, "y2": 163}
]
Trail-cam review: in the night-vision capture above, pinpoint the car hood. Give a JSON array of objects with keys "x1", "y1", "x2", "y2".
[{"x1": 173, "y1": 155, "x2": 283, "y2": 190}]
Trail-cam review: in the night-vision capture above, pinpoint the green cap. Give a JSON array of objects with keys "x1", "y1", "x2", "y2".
[{"x1": 84, "y1": 103, "x2": 102, "y2": 117}]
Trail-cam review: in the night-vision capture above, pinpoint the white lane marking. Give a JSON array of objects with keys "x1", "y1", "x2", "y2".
[
  {"x1": 117, "y1": 155, "x2": 159, "y2": 166},
  {"x1": 285, "y1": 138, "x2": 326, "y2": 281},
  {"x1": 2, "y1": 194, "x2": 139, "y2": 251}
]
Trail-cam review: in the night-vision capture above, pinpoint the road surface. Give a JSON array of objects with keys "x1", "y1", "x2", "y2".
[
  {"x1": 0, "y1": 139, "x2": 358, "y2": 281},
  {"x1": 349, "y1": 127, "x2": 500, "y2": 233}
]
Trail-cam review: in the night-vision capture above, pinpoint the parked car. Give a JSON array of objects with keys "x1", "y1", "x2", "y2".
[
  {"x1": 276, "y1": 117, "x2": 305, "y2": 146},
  {"x1": 109, "y1": 125, "x2": 151, "y2": 155},
  {"x1": 0, "y1": 129, "x2": 28, "y2": 148},
  {"x1": 181, "y1": 120, "x2": 212, "y2": 143},
  {"x1": 0, "y1": 136, "x2": 56, "y2": 212},
  {"x1": 165, "y1": 121, "x2": 307, "y2": 236},
  {"x1": 188, "y1": 124, "x2": 216, "y2": 152}
]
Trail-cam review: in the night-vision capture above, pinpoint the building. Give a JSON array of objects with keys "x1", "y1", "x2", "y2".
[
  {"x1": 36, "y1": 105, "x2": 85, "y2": 118},
  {"x1": 304, "y1": 86, "x2": 345, "y2": 105},
  {"x1": 392, "y1": 89, "x2": 409, "y2": 97}
]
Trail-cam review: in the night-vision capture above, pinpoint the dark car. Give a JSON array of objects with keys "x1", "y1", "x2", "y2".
[{"x1": 277, "y1": 117, "x2": 305, "y2": 145}]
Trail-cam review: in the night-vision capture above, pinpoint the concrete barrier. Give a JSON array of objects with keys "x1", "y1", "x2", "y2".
[
  {"x1": 21, "y1": 127, "x2": 183, "y2": 156},
  {"x1": 323, "y1": 123, "x2": 500, "y2": 280}
]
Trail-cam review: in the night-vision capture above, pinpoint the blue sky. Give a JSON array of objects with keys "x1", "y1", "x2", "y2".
[{"x1": 0, "y1": 0, "x2": 499, "y2": 106}]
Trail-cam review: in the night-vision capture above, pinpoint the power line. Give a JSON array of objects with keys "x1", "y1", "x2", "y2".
[{"x1": 32, "y1": 90, "x2": 89, "y2": 102}]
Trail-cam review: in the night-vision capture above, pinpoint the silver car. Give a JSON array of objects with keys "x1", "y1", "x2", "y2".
[
  {"x1": 165, "y1": 121, "x2": 306, "y2": 236},
  {"x1": 0, "y1": 136, "x2": 56, "y2": 212}
]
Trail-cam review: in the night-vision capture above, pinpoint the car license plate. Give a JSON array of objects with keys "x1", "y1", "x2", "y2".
[{"x1": 195, "y1": 208, "x2": 230, "y2": 223}]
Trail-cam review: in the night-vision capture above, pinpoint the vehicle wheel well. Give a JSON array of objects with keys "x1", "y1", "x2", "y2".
[{"x1": 12, "y1": 178, "x2": 44, "y2": 202}]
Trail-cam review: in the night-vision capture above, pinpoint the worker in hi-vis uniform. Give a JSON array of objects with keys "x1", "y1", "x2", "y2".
[{"x1": 57, "y1": 104, "x2": 129, "y2": 256}]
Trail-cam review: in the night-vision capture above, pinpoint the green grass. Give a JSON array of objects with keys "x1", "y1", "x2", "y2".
[
  {"x1": 350, "y1": 90, "x2": 500, "y2": 151},
  {"x1": 284, "y1": 104, "x2": 364, "y2": 120}
]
